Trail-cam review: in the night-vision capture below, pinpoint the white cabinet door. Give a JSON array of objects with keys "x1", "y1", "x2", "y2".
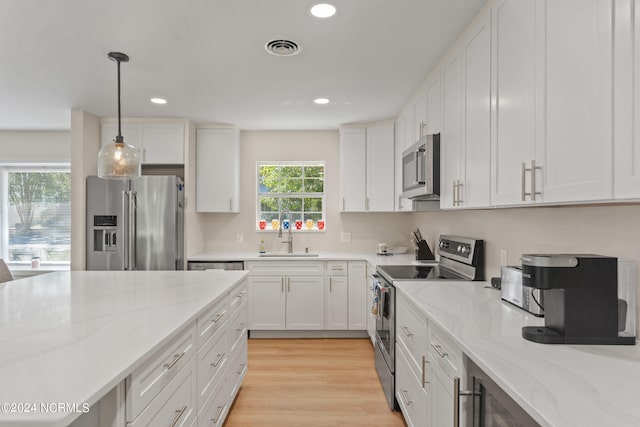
[
  {"x1": 430, "y1": 359, "x2": 454, "y2": 427},
  {"x1": 614, "y1": 0, "x2": 640, "y2": 198},
  {"x1": 366, "y1": 122, "x2": 395, "y2": 212},
  {"x1": 425, "y1": 72, "x2": 442, "y2": 135},
  {"x1": 248, "y1": 275, "x2": 285, "y2": 330},
  {"x1": 461, "y1": 11, "x2": 491, "y2": 208},
  {"x1": 339, "y1": 128, "x2": 367, "y2": 212},
  {"x1": 286, "y1": 276, "x2": 324, "y2": 330},
  {"x1": 325, "y1": 275, "x2": 348, "y2": 329},
  {"x1": 490, "y1": 0, "x2": 539, "y2": 206},
  {"x1": 540, "y1": 0, "x2": 614, "y2": 203},
  {"x1": 440, "y1": 49, "x2": 463, "y2": 209},
  {"x1": 413, "y1": 90, "x2": 428, "y2": 141},
  {"x1": 196, "y1": 127, "x2": 240, "y2": 213},
  {"x1": 142, "y1": 123, "x2": 184, "y2": 164},
  {"x1": 347, "y1": 261, "x2": 367, "y2": 330}
]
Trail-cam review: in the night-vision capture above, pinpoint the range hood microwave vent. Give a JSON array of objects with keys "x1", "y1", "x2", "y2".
[{"x1": 401, "y1": 133, "x2": 440, "y2": 201}]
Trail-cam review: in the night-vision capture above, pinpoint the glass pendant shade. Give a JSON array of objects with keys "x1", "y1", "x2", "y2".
[
  {"x1": 97, "y1": 139, "x2": 141, "y2": 179},
  {"x1": 98, "y1": 51, "x2": 141, "y2": 179}
]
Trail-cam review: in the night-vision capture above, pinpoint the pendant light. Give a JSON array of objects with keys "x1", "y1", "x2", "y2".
[{"x1": 97, "y1": 52, "x2": 141, "y2": 179}]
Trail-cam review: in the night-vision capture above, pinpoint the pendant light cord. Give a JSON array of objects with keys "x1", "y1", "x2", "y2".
[
  {"x1": 117, "y1": 58, "x2": 122, "y2": 139},
  {"x1": 108, "y1": 52, "x2": 129, "y2": 143}
]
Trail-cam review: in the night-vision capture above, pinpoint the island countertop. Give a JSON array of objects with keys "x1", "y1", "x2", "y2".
[
  {"x1": 395, "y1": 280, "x2": 640, "y2": 427},
  {"x1": 0, "y1": 270, "x2": 248, "y2": 426}
]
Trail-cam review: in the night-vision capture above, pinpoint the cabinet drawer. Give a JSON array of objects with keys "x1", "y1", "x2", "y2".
[
  {"x1": 126, "y1": 325, "x2": 196, "y2": 422},
  {"x1": 129, "y1": 356, "x2": 196, "y2": 427},
  {"x1": 396, "y1": 343, "x2": 428, "y2": 427},
  {"x1": 245, "y1": 261, "x2": 325, "y2": 275},
  {"x1": 428, "y1": 323, "x2": 463, "y2": 381},
  {"x1": 326, "y1": 261, "x2": 348, "y2": 276},
  {"x1": 396, "y1": 293, "x2": 428, "y2": 368},
  {"x1": 196, "y1": 324, "x2": 228, "y2": 410},
  {"x1": 197, "y1": 297, "x2": 228, "y2": 349},
  {"x1": 197, "y1": 375, "x2": 228, "y2": 427},
  {"x1": 229, "y1": 299, "x2": 248, "y2": 354},
  {"x1": 228, "y1": 338, "x2": 248, "y2": 401},
  {"x1": 229, "y1": 279, "x2": 247, "y2": 314}
]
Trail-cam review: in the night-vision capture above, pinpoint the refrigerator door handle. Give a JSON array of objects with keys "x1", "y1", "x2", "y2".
[
  {"x1": 129, "y1": 190, "x2": 137, "y2": 271},
  {"x1": 122, "y1": 190, "x2": 129, "y2": 270}
]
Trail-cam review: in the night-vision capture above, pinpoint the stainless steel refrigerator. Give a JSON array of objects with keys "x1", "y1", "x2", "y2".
[{"x1": 86, "y1": 175, "x2": 184, "y2": 271}]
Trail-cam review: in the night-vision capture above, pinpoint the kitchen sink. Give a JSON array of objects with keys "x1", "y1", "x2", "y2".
[{"x1": 258, "y1": 252, "x2": 319, "y2": 258}]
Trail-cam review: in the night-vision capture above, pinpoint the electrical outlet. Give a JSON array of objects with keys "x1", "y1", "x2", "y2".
[
  {"x1": 237, "y1": 233, "x2": 244, "y2": 243},
  {"x1": 340, "y1": 232, "x2": 352, "y2": 243},
  {"x1": 500, "y1": 249, "x2": 508, "y2": 266}
]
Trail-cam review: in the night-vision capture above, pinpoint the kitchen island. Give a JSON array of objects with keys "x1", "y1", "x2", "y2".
[
  {"x1": 396, "y1": 280, "x2": 640, "y2": 427},
  {"x1": 0, "y1": 270, "x2": 248, "y2": 426}
]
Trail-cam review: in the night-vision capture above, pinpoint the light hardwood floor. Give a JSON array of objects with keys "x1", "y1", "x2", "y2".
[{"x1": 224, "y1": 338, "x2": 407, "y2": 427}]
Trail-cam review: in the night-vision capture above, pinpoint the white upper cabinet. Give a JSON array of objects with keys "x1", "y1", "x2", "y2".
[
  {"x1": 461, "y1": 11, "x2": 492, "y2": 208},
  {"x1": 540, "y1": 0, "x2": 614, "y2": 203},
  {"x1": 196, "y1": 127, "x2": 240, "y2": 213},
  {"x1": 340, "y1": 123, "x2": 395, "y2": 212},
  {"x1": 490, "y1": 0, "x2": 539, "y2": 206},
  {"x1": 614, "y1": 0, "x2": 640, "y2": 199},
  {"x1": 425, "y1": 72, "x2": 442, "y2": 135},
  {"x1": 339, "y1": 128, "x2": 367, "y2": 212},
  {"x1": 366, "y1": 122, "x2": 396, "y2": 212},
  {"x1": 101, "y1": 120, "x2": 185, "y2": 164},
  {"x1": 395, "y1": 110, "x2": 415, "y2": 212},
  {"x1": 440, "y1": 49, "x2": 464, "y2": 210},
  {"x1": 413, "y1": 91, "x2": 428, "y2": 142},
  {"x1": 492, "y1": 0, "x2": 615, "y2": 206}
]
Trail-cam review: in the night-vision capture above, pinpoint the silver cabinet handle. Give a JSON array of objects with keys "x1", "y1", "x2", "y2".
[
  {"x1": 235, "y1": 322, "x2": 246, "y2": 332},
  {"x1": 530, "y1": 160, "x2": 542, "y2": 201},
  {"x1": 329, "y1": 277, "x2": 332, "y2": 292},
  {"x1": 287, "y1": 277, "x2": 291, "y2": 292},
  {"x1": 237, "y1": 363, "x2": 246, "y2": 375},
  {"x1": 229, "y1": 198, "x2": 233, "y2": 211},
  {"x1": 400, "y1": 325, "x2": 413, "y2": 337},
  {"x1": 400, "y1": 389, "x2": 412, "y2": 406},
  {"x1": 422, "y1": 355, "x2": 429, "y2": 387},
  {"x1": 342, "y1": 197, "x2": 345, "y2": 211},
  {"x1": 452, "y1": 180, "x2": 457, "y2": 205},
  {"x1": 430, "y1": 342, "x2": 447, "y2": 358},
  {"x1": 366, "y1": 197, "x2": 370, "y2": 211},
  {"x1": 398, "y1": 195, "x2": 402, "y2": 210},
  {"x1": 211, "y1": 404, "x2": 226, "y2": 424},
  {"x1": 521, "y1": 162, "x2": 527, "y2": 201},
  {"x1": 456, "y1": 180, "x2": 463, "y2": 206},
  {"x1": 169, "y1": 405, "x2": 187, "y2": 427},
  {"x1": 164, "y1": 351, "x2": 186, "y2": 370},
  {"x1": 211, "y1": 353, "x2": 225, "y2": 368},
  {"x1": 281, "y1": 277, "x2": 284, "y2": 293},
  {"x1": 211, "y1": 313, "x2": 224, "y2": 324}
]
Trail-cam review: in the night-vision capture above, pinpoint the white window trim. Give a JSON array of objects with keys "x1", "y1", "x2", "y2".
[{"x1": 255, "y1": 161, "x2": 326, "y2": 232}]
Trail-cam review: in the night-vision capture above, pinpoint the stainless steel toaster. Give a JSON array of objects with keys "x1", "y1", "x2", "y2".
[{"x1": 500, "y1": 266, "x2": 544, "y2": 317}]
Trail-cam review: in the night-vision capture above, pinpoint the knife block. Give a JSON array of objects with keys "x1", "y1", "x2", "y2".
[{"x1": 415, "y1": 241, "x2": 435, "y2": 261}]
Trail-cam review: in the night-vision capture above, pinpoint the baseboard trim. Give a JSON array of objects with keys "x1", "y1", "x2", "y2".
[{"x1": 249, "y1": 330, "x2": 369, "y2": 339}]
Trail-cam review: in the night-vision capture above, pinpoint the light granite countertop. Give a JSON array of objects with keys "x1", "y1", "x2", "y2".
[
  {"x1": 395, "y1": 280, "x2": 640, "y2": 427},
  {"x1": 0, "y1": 270, "x2": 248, "y2": 426}
]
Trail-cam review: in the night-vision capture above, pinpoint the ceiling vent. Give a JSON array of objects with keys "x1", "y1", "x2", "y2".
[{"x1": 265, "y1": 39, "x2": 302, "y2": 56}]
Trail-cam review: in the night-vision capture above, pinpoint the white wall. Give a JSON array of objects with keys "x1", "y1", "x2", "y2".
[
  {"x1": 198, "y1": 130, "x2": 411, "y2": 254},
  {"x1": 0, "y1": 131, "x2": 70, "y2": 163}
]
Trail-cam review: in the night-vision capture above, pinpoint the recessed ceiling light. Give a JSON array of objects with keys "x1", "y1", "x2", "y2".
[
  {"x1": 150, "y1": 97, "x2": 167, "y2": 104},
  {"x1": 314, "y1": 98, "x2": 330, "y2": 105},
  {"x1": 310, "y1": 3, "x2": 336, "y2": 18}
]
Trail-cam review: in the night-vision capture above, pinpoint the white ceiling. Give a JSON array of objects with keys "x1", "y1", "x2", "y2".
[{"x1": 0, "y1": 0, "x2": 486, "y2": 131}]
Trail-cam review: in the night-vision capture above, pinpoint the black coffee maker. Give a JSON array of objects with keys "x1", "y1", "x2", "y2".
[{"x1": 521, "y1": 254, "x2": 635, "y2": 345}]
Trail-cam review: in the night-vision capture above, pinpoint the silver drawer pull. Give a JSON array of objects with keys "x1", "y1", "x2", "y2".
[
  {"x1": 169, "y1": 405, "x2": 187, "y2": 427},
  {"x1": 211, "y1": 353, "x2": 225, "y2": 368},
  {"x1": 400, "y1": 389, "x2": 412, "y2": 406},
  {"x1": 211, "y1": 404, "x2": 227, "y2": 424},
  {"x1": 422, "y1": 355, "x2": 429, "y2": 387},
  {"x1": 211, "y1": 313, "x2": 225, "y2": 324},
  {"x1": 430, "y1": 342, "x2": 448, "y2": 358},
  {"x1": 164, "y1": 351, "x2": 185, "y2": 370},
  {"x1": 235, "y1": 290, "x2": 246, "y2": 299},
  {"x1": 235, "y1": 322, "x2": 246, "y2": 332},
  {"x1": 400, "y1": 325, "x2": 413, "y2": 337},
  {"x1": 237, "y1": 363, "x2": 246, "y2": 375}
]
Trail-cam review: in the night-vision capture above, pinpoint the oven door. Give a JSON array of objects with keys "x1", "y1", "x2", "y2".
[
  {"x1": 373, "y1": 275, "x2": 395, "y2": 370},
  {"x1": 465, "y1": 359, "x2": 540, "y2": 427}
]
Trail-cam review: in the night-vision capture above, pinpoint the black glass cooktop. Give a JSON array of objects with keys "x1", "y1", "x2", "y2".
[{"x1": 377, "y1": 264, "x2": 465, "y2": 281}]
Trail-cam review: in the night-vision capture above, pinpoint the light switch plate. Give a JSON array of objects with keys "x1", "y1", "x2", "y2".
[
  {"x1": 237, "y1": 233, "x2": 243, "y2": 243},
  {"x1": 340, "y1": 232, "x2": 352, "y2": 243}
]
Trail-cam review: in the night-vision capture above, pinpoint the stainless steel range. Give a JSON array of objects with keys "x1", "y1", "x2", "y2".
[{"x1": 373, "y1": 235, "x2": 484, "y2": 410}]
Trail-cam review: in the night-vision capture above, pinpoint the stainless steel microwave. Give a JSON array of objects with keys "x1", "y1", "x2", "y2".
[{"x1": 401, "y1": 133, "x2": 440, "y2": 200}]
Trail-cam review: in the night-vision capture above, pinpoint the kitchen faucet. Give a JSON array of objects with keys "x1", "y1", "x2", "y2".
[{"x1": 278, "y1": 210, "x2": 294, "y2": 253}]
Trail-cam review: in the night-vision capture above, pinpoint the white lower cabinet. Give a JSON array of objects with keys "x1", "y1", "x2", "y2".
[
  {"x1": 429, "y1": 357, "x2": 454, "y2": 427},
  {"x1": 126, "y1": 278, "x2": 248, "y2": 427},
  {"x1": 326, "y1": 274, "x2": 349, "y2": 329},
  {"x1": 396, "y1": 344, "x2": 429, "y2": 427},
  {"x1": 286, "y1": 275, "x2": 325, "y2": 329},
  {"x1": 347, "y1": 261, "x2": 367, "y2": 330}
]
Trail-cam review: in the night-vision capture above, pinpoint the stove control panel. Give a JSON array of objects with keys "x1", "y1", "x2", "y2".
[{"x1": 439, "y1": 239, "x2": 472, "y2": 259}]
